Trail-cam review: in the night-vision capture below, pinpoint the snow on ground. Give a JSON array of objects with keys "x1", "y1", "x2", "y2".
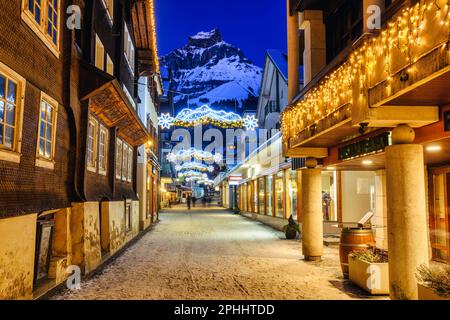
[{"x1": 50, "y1": 207, "x2": 380, "y2": 300}]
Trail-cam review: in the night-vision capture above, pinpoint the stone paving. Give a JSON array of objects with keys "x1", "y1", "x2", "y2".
[{"x1": 50, "y1": 207, "x2": 380, "y2": 300}]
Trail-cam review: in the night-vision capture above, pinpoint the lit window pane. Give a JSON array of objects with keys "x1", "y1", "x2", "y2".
[
  {"x1": 0, "y1": 76, "x2": 5, "y2": 99},
  {"x1": 39, "y1": 138, "x2": 45, "y2": 155},
  {"x1": 5, "y1": 126, "x2": 14, "y2": 148},
  {"x1": 40, "y1": 121, "x2": 45, "y2": 138},
  {"x1": 45, "y1": 141, "x2": 51, "y2": 158},
  {"x1": 46, "y1": 123, "x2": 52, "y2": 139},
  {"x1": 5, "y1": 103, "x2": 15, "y2": 126},
  {"x1": 0, "y1": 101, "x2": 4, "y2": 121},
  {"x1": 7, "y1": 80, "x2": 17, "y2": 103}
]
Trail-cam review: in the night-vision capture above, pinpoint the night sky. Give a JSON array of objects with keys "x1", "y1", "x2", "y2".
[{"x1": 154, "y1": 0, "x2": 287, "y2": 67}]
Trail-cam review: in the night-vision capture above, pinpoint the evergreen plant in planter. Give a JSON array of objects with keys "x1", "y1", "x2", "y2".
[
  {"x1": 348, "y1": 249, "x2": 389, "y2": 295},
  {"x1": 282, "y1": 215, "x2": 300, "y2": 239},
  {"x1": 416, "y1": 264, "x2": 450, "y2": 300}
]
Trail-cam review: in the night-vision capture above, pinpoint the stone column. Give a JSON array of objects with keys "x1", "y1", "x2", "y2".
[
  {"x1": 385, "y1": 124, "x2": 429, "y2": 300},
  {"x1": 301, "y1": 158, "x2": 323, "y2": 261},
  {"x1": 287, "y1": 0, "x2": 300, "y2": 102},
  {"x1": 299, "y1": 10, "x2": 326, "y2": 85}
]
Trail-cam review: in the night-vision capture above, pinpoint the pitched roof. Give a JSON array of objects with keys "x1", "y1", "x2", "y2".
[{"x1": 266, "y1": 50, "x2": 303, "y2": 82}]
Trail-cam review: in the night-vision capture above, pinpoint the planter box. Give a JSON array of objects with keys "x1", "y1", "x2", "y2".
[
  {"x1": 418, "y1": 283, "x2": 450, "y2": 300},
  {"x1": 348, "y1": 255, "x2": 389, "y2": 295}
]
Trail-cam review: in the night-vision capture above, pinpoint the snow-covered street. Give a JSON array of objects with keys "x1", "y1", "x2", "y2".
[{"x1": 50, "y1": 207, "x2": 375, "y2": 300}]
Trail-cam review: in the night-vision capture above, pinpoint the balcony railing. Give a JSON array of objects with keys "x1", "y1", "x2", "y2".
[{"x1": 282, "y1": 0, "x2": 450, "y2": 150}]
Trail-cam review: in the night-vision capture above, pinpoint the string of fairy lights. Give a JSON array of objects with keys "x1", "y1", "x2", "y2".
[
  {"x1": 281, "y1": 0, "x2": 450, "y2": 144},
  {"x1": 158, "y1": 105, "x2": 258, "y2": 130}
]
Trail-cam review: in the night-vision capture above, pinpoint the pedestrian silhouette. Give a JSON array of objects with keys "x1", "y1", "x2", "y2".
[{"x1": 187, "y1": 195, "x2": 191, "y2": 210}]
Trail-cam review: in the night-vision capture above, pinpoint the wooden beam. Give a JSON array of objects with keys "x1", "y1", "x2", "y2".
[
  {"x1": 286, "y1": 147, "x2": 328, "y2": 158},
  {"x1": 366, "y1": 105, "x2": 439, "y2": 128}
]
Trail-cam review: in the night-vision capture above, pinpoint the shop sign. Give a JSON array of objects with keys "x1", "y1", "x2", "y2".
[
  {"x1": 229, "y1": 175, "x2": 242, "y2": 186},
  {"x1": 338, "y1": 131, "x2": 391, "y2": 161}
]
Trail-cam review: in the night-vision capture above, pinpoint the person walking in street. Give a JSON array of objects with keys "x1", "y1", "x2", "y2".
[
  {"x1": 192, "y1": 196, "x2": 197, "y2": 208},
  {"x1": 187, "y1": 194, "x2": 191, "y2": 210}
]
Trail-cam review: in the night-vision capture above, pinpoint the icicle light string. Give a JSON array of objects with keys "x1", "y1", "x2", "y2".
[{"x1": 281, "y1": 0, "x2": 450, "y2": 143}]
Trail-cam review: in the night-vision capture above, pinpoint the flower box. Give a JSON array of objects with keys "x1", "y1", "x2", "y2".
[
  {"x1": 348, "y1": 254, "x2": 389, "y2": 295},
  {"x1": 417, "y1": 283, "x2": 450, "y2": 300}
]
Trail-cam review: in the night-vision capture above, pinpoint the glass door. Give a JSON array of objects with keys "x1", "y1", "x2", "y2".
[{"x1": 429, "y1": 168, "x2": 450, "y2": 263}]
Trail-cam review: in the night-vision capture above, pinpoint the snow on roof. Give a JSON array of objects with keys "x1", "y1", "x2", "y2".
[{"x1": 266, "y1": 49, "x2": 303, "y2": 82}]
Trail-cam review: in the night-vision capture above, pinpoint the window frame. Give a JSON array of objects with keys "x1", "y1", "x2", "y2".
[
  {"x1": 98, "y1": 124, "x2": 109, "y2": 175},
  {"x1": 95, "y1": 34, "x2": 105, "y2": 71},
  {"x1": 35, "y1": 91, "x2": 58, "y2": 169},
  {"x1": 86, "y1": 117, "x2": 99, "y2": 172},
  {"x1": 101, "y1": 0, "x2": 114, "y2": 25},
  {"x1": 115, "y1": 137, "x2": 123, "y2": 179},
  {"x1": 0, "y1": 62, "x2": 26, "y2": 163},
  {"x1": 123, "y1": 23, "x2": 135, "y2": 74},
  {"x1": 21, "y1": 0, "x2": 61, "y2": 57},
  {"x1": 106, "y1": 54, "x2": 114, "y2": 76}
]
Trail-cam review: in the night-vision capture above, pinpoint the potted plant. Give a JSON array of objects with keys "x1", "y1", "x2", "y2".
[
  {"x1": 282, "y1": 215, "x2": 300, "y2": 240},
  {"x1": 348, "y1": 249, "x2": 389, "y2": 295},
  {"x1": 416, "y1": 264, "x2": 450, "y2": 300}
]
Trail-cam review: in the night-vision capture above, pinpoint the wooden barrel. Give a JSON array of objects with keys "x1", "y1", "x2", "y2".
[{"x1": 339, "y1": 228, "x2": 375, "y2": 278}]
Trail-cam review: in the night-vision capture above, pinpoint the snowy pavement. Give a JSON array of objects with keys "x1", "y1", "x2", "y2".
[{"x1": 50, "y1": 207, "x2": 378, "y2": 300}]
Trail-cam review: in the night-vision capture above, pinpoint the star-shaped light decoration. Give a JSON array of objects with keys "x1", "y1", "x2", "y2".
[
  {"x1": 244, "y1": 115, "x2": 258, "y2": 131},
  {"x1": 158, "y1": 113, "x2": 175, "y2": 129}
]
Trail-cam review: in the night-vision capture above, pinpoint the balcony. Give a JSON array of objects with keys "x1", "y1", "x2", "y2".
[{"x1": 282, "y1": 0, "x2": 449, "y2": 155}]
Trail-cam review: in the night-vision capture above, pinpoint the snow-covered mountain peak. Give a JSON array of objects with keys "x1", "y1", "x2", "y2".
[{"x1": 161, "y1": 29, "x2": 262, "y2": 113}]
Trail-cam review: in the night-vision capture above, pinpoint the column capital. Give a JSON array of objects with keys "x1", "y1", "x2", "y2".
[
  {"x1": 392, "y1": 124, "x2": 415, "y2": 145},
  {"x1": 305, "y1": 157, "x2": 318, "y2": 168}
]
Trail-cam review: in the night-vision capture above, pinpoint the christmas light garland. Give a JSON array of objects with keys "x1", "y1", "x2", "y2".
[
  {"x1": 158, "y1": 105, "x2": 258, "y2": 130},
  {"x1": 175, "y1": 162, "x2": 215, "y2": 173},
  {"x1": 167, "y1": 148, "x2": 223, "y2": 164},
  {"x1": 281, "y1": 0, "x2": 450, "y2": 145}
]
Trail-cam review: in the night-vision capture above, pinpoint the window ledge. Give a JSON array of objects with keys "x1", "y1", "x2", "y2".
[
  {"x1": 87, "y1": 166, "x2": 97, "y2": 173},
  {"x1": 99, "y1": 169, "x2": 107, "y2": 176},
  {"x1": 21, "y1": 11, "x2": 60, "y2": 59},
  {"x1": 35, "y1": 158, "x2": 55, "y2": 170},
  {"x1": 0, "y1": 149, "x2": 21, "y2": 163}
]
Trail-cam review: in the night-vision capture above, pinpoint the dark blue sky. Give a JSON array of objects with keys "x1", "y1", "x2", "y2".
[{"x1": 154, "y1": 0, "x2": 287, "y2": 67}]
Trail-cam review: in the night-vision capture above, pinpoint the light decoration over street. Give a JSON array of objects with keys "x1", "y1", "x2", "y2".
[
  {"x1": 178, "y1": 170, "x2": 208, "y2": 180},
  {"x1": 197, "y1": 178, "x2": 214, "y2": 186},
  {"x1": 158, "y1": 113, "x2": 175, "y2": 129},
  {"x1": 167, "y1": 148, "x2": 223, "y2": 164},
  {"x1": 158, "y1": 105, "x2": 258, "y2": 130},
  {"x1": 175, "y1": 162, "x2": 215, "y2": 173},
  {"x1": 281, "y1": 0, "x2": 450, "y2": 147}
]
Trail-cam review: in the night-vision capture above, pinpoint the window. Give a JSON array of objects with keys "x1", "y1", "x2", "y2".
[
  {"x1": 36, "y1": 93, "x2": 58, "y2": 167},
  {"x1": 125, "y1": 201, "x2": 132, "y2": 232},
  {"x1": 0, "y1": 77, "x2": 18, "y2": 150},
  {"x1": 0, "y1": 63, "x2": 25, "y2": 163},
  {"x1": 123, "y1": 24, "x2": 135, "y2": 74},
  {"x1": 126, "y1": 144, "x2": 133, "y2": 182},
  {"x1": 325, "y1": 0, "x2": 363, "y2": 62},
  {"x1": 87, "y1": 117, "x2": 98, "y2": 171},
  {"x1": 102, "y1": 0, "x2": 114, "y2": 24},
  {"x1": 115, "y1": 138, "x2": 133, "y2": 182},
  {"x1": 115, "y1": 138, "x2": 123, "y2": 179},
  {"x1": 266, "y1": 175, "x2": 273, "y2": 216},
  {"x1": 22, "y1": 0, "x2": 60, "y2": 56},
  {"x1": 106, "y1": 54, "x2": 114, "y2": 76},
  {"x1": 98, "y1": 125, "x2": 108, "y2": 174},
  {"x1": 95, "y1": 34, "x2": 105, "y2": 71},
  {"x1": 275, "y1": 171, "x2": 284, "y2": 218}
]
